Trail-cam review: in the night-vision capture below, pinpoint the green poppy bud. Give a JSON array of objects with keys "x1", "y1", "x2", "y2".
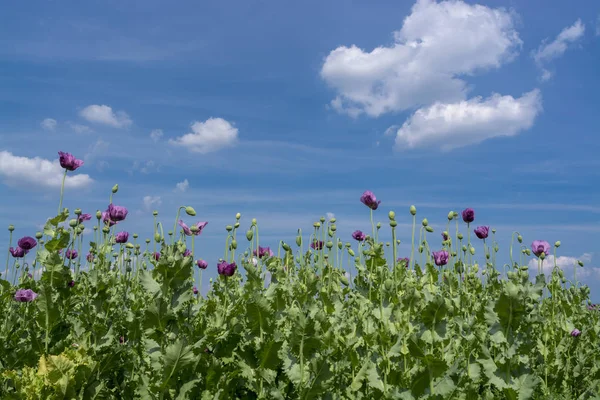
[
  {"x1": 102, "y1": 226, "x2": 110, "y2": 234},
  {"x1": 554, "y1": 241, "x2": 561, "y2": 248},
  {"x1": 246, "y1": 230, "x2": 253, "y2": 241},
  {"x1": 234, "y1": 222, "x2": 240, "y2": 228},
  {"x1": 447, "y1": 211, "x2": 454, "y2": 221},
  {"x1": 236, "y1": 212, "x2": 241, "y2": 220},
  {"x1": 345, "y1": 242, "x2": 351, "y2": 248},
  {"x1": 517, "y1": 235, "x2": 522, "y2": 243},
  {"x1": 422, "y1": 218, "x2": 428, "y2": 226},
  {"x1": 8, "y1": 224, "x2": 14, "y2": 232},
  {"x1": 126, "y1": 243, "x2": 134, "y2": 249},
  {"x1": 457, "y1": 233, "x2": 463, "y2": 240},
  {"x1": 472, "y1": 264, "x2": 479, "y2": 273},
  {"x1": 282, "y1": 242, "x2": 290, "y2": 251},
  {"x1": 93, "y1": 226, "x2": 98, "y2": 231},
  {"x1": 168, "y1": 231, "x2": 173, "y2": 236},
  {"x1": 340, "y1": 275, "x2": 349, "y2": 286},
  {"x1": 462, "y1": 245, "x2": 467, "y2": 252},
  {"x1": 425, "y1": 226, "x2": 434, "y2": 233},
  {"x1": 296, "y1": 235, "x2": 302, "y2": 247},
  {"x1": 492, "y1": 229, "x2": 496, "y2": 234},
  {"x1": 578, "y1": 260, "x2": 584, "y2": 267},
  {"x1": 525, "y1": 249, "x2": 531, "y2": 256},
  {"x1": 396, "y1": 240, "x2": 401, "y2": 245},
  {"x1": 145, "y1": 239, "x2": 150, "y2": 244},
  {"x1": 376, "y1": 222, "x2": 381, "y2": 229},
  {"x1": 390, "y1": 220, "x2": 398, "y2": 228},
  {"x1": 184, "y1": 206, "x2": 196, "y2": 216},
  {"x1": 337, "y1": 240, "x2": 343, "y2": 250},
  {"x1": 231, "y1": 240, "x2": 237, "y2": 249},
  {"x1": 348, "y1": 249, "x2": 355, "y2": 257},
  {"x1": 154, "y1": 233, "x2": 161, "y2": 242},
  {"x1": 453, "y1": 211, "x2": 458, "y2": 218},
  {"x1": 326, "y1": 241, "x2": 333, "y2": 249},
  {"x1": 540, "y1": 252, "x2": 545, "y2": 260},
  {"x1": 314, "y1": 222, "x2": 321, "y2": 228},
  {"x1": 35, "y1": 232, "x2": 43, "y2": 239},
  {"x1": 469, "y1": 247, "x2": 475, "y2": 255},
  {"x1": 96, "y1": 211, "x2": 102, "y2": 220},
  {"x1": 74, "y1": 208, "x2": 82, "y2": 216},
  {"x1": 112, "y1": 184, "x2": 119, "y2": 194},
  {"x1": 251, "y1": 218, "x2": 257, "y2": 225},
  {"x1": 388, "y1": 211, "x2": 396, "y2": 220},
  {"x1": 331, "y1": 224, "x2": 337, "y2": 232},
  {"x1": 418, "y1": 245, "x2": 424, "y2": 253},
  {"x1": 320, "y1": 217, "x2": 326, "y2": 223},
  {"x1": 410, "y1": 205, "x2": 417, "y2": 215},
  {"x1": 225, "y1": 225, "x2": 233, "y2": 232},
  {"x1": 152, "y1": 210, "x2": 158, "y2": 216},
  {"x1": 330, "y1": 218, "x2": 336, "y2": 223},
  {"x1": 384, "y1": 279, "x2": 394, "y2": 291}
]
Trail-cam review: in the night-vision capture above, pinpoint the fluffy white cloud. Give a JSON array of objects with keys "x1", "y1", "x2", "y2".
[
  {"x1": 320, "y1": 0, "x2": 522, "y2": 117},
  {"x1": 79, "y1": 105, "x2": 132, "y2": 128},
  {"x1": 532, "y1": 20, "x2": 585, "y2": 80},
  {"x1": 529, "y1": 253, "x2": 600, "y2": 280},
  {"x1": 142, "y1": 195, "x2": 162, "y2": 212},
  {"x1": 150, "y1": 129, "x2": 163, "y2": 142},
  {"x1": 169, "y1": 117, "x2": 238, "y2": 154},
  {"x1": 390, "y1": 90, "x2": 542, "y2": 151},
  {"x1": 40, "y1": 118, "x2": 57, "y2": 131},
  {"x1": 176, "y1": 179, "x2": 189, "y2": 192},
  {"x1": 68, "y1": 122, "x2": 93, "y2": 134},
  {"x1": 0, "y1": 151, "x2": 93, "y2": 189}
]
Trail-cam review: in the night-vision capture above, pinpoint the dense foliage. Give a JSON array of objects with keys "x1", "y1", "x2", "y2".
[{"x1": 1, "y1": 152, "x2": 599, "y2": 399}]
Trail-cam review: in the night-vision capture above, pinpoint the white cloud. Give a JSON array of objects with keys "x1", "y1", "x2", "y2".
[
  {"x1": 79, "y1": 105, "x2": 132, "y2": 128},
  {"x1": 529, "y1": 253, "x2": 600, "y2": 280},
  {"x1": 68, "y1": 122, "x2": 93, "y2": 134},
  {"x1": 84, "y1": 139, "x2": 110, "y2": 164},
  {"x1": 390, "y1": 90, "x2": 542, "y2": 151},
  {"x1": 129, "y1": 160, "x2": 159, "y2": 175},
  {"x1": 150, "y1": 129, "x2": 163, "y2": 143},
  {"x1": 142, "y1": 195, "x2": 162, "y2": 212},
  {"x1": 169, "y1": 117, "x2": 239, "y2": 154},
  {"x1": 320, "y1": 0, "x2": 522, "y2": 117},
  {"x1": 176, "y1": 179, "x2": 189, "y2": 192},
  {"x1": 0, "y1": 151, "x2": 93, "y2": 189},
  {"x1": 532, "y1": 20, "x2": 585, "y2": 80},
  {"x1": 40, "y1": 118, "x2": 57, "y2": 131}
]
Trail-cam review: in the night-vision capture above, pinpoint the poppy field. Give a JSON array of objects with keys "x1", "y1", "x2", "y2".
[{"x1": 1, "y1": 151, "x2": 600, "y2": 399}]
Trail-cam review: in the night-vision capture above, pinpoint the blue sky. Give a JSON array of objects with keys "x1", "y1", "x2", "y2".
[{"x1": 1, "y1": 0, "x2": 599, "y2": 300}]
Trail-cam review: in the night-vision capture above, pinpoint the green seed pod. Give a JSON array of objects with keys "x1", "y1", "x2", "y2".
[
  {"x1": 457, "y1": 233, "x2": 463, "y2": 240},
  {"x1": 328, "y1": 229, "x2": 334, "y2": 237},
  {"x1": 313, "y1": 222, "x2": 321, "y2": 228},
  {"x1": 168, "y1": 231, "x2": 173, "y2": 236},
  {"x1": 462, "y1": 245, "x2": 467, "y2": 252},
  {"x1": 330, "y1": 218, "x2": 336, "y2": 223},
  {"x1": 337, "y1": 240, "x2": 343, "y2": 250},
  {"x1": 492, "y1": 229, "x2": 496, "y2": 234},
  {"x1": 517, "y1": 235, "x2": 523, "y2": 243},
  {"x1": 132, "y1": 233, "x2": 138, "y2": 239},
  {"x1": 345, "y1": 242, "x2": 351, "y2": 248},
  {"x1": 410, "y1": 205, "x2": 417, "y2": 216},
  {"x1": 320, "y1": 217, "x2": 326, "y2": 223},
  {"x1": 507, "y1": 271, "x2": 515, "y2": 279},
  {"x1": 447, "y1": 211, "x2": 454, "y2": 221},
  {"x1": 469, "y1": 247, "x2": 475, "y2": 255},
  {"x1": 282, "y1": 242, "x2": 290, "y2": 252},
  {"x1": 225, "y1": 225, "x2": 233, "y2": 232},
  {"x1": 472, "y1": 264, "x2": 479, "y2": 273},
  {"x1": 418, "y1": 245, "x2": 424, "y2": 253},
  {"x1": 348, "y1": 249, "x2": 355, "y2": 257},
  {"x1": 74, "y1": 208, "x2": 82, "y2": 216},
  {"x1": 376, "y1": 222, "x2": 381, "y2": 229},
  {"x1": 326, "y1": 241, "x2": 333, "y2": 249},
  {"x1": 135, "y1": 244, "x2": 140, "y2": 249},
  {"x1": 154, "y1": 233, "x2": 161, "y2": 242},
  {"x1": 425, "y1": 226, "x2": 434, "y2": 233},
  {"x1": 190, "y1": 225, "x2": 199, "y2": 233},
  {"x1": 234, "y1": 222, "x2": 240, "y2": 229},
  {"x1": 578, "y1": 260, "x2": 584, "y2": 267},
  {"x1": 96, "y1": 211, "x2": 102, "y2": 220},
  {"x1": 93, "y1": 226, "x2": 98, "y2": 231},
  {"x1": 388, "y1": 211, "x2": 396, "y2": 220},
  {"x1": 112, "y1": 184, "x2": 119, "y2": 194},
  {"x1": 422, "y1": 218, "x2": 428, "y2": 227},
  {"x1": 296, "y1": 235, "x2": 302, "y2": 247},
  {"x1": 453, "y1": 211, "x2": 458, "y2": 218},
  {"x1": 340, "y1": 275, "x2": 349, "y2": 286},
  {"x1": 231, "y1": 240, "x2": 237, "y2": 249},
  {"x1": 246, "y1": 230, "x2": 254, "y2": 241},
  {"x1": 540, "y1": 253, "x2": 545, "y2": 260},
  {"x1": 102, "y1": 226, "x2": 110, "y2": 234},
  {"x1": 8, "y1": 224, "x2": 14, "y2": 232},
  {"x1": 145, "y1": 238, "x2": 150, "y2": 244},
  {"x1": 251, "y1": 218, "x2": 257, "y2": 225},
  {"x1": 185, "y1": 206, "x2": 196, "y2": 216},
  {"x1": 126, "y1": 243, "x2": 134, "y2": 249},
  {"x1": 152, "y1": 210, "x2": 158, "y2": 216},
  {"x1": 384, "y1": 279, "x2": 394, "y2": 291},
  {"x1": 236, "y1": 212, "x2": 241, "y2": 220},
  {"x1": 331, "y1": 224, "x2": 337, "y2": 232},
  {"x1": 35, "y1": 232, "x2": 43, "y2": 239},
  {"x1": 390, "y1": 220, "x2": 398, "y2": 228},
  {"x1": 554, "y1": 241, "x2": 561, "y2": 248}
]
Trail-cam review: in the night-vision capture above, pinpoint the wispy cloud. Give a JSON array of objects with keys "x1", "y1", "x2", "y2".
[
  {"x1": 142, "y1": 195, "x2": 162, "y2": 212},
  {"x1": 80, "y1": 105, "x2": 132, "y2": 128},
  {"x1": 40, "y1": 118, "x2": 57, "y2": 131},
  {"x1": 150, "y1": 129, "x2": 163, "y2": 143},
  {"x1": 532, "y1": 19, "x2": 585, "y2": 81},
  {"x1": 67, "y1": 122, "x2": 93, "y2": 134},
  {"x1": 175, "y1": 179, "x2": 189, "y2": 192}
]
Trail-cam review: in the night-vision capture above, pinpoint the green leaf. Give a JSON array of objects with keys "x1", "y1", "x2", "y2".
[
  {"x1": 139, "y1": 270, "x2": 161, "y2": 296},
  {"x1": 161, "y1": 340, "x2": 196, "y2": 389}
]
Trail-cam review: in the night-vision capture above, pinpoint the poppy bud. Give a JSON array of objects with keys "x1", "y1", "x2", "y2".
[
  {"x1": 376, "y1": 222, "x2": 381, "y2": 229},
  {"x1": 8, "y1": 224, "x2": 15, "y2": 232},
  {"x1": 422, "y1": 218, "x2": 428, "y2": 227},
  {"x1": 330, "y1": 224, "x2": 337, "y2": 232},
  {"x1": 337, "y1": 240, "x2": 343, "y2": 250},
  {"x1": 234, "y1": 222, "x2": 240, "y2": 228},
  {"x1": 231, "y1": 240, "x2": 237, "y2": 249},
  {"x1": 525, "y1": 249, "x2": 531, "y2": 256},
  {"x1": 112, "y1": 184, "x2": 119, "y2": 194},
  {"x1": 462, "y1": 245, "x2": 467, "y2": 252},
  {"x1": 578, "y1": 260, "x2": 584, "y2": 267},
  {"x1": 418, "y1": 245, "x2": 423, "y2": 253},
  {"x1": 326, "y1": 241, "x2": 333, "y2": 249},
  {"x1": 236, "y1": 213, "x2": 241, "y2": 220},
  {"x1": 390, "y1": 221, "x2": 397, "y2": 228},
  {"x1": 384, "y1": 279, "x2": 393, "y2": 290},
  {"x1": 145, "y1": 239, "x2": 150, "y2": 244},
  {"x1": 469, "y1": 247, "x2": 475, "y2": 255},
  {"x1": 340, "y1": 275, "x2": 349, "y2": 286},
  {"x1": 457, "y1": 233, "x2": 463, "y2": 240},
  {"x1": 410, "y1": 205, "x2": 417, "y2": 216},
  {"x1": 251, "y1": 218, "x2": 257, "y2": 225},
  {"x1": 425, "y1": 226, "x2": 434, "y2": 233},
  {"x1": 96, "y1": 211, "x2": 102, "y2": 220},
  {"x1": 74, "y1": 208, "x2": 82, "y2": 216},
  {"x1": 540, "y1": 253, "x2": 545, "y2": 260},
  {"x1": 296, "y1": 236, "x2": 302, "y2": 247},
  {"x1": 447, "y1": 211, "x2": 454, "y2": 221},
  {"x1": 185, "y1": 206, "x2": 196, "y2": 216},
  {"x1": 69, "y1": 219, "x2": 78, "y2": 228},
  {"x1": 153, "y1": 211, "x2": 158, "y2": 216},
  {"x1": 102, "y1": 226, "x2": 110, "y2": 234},
  {"x1": 154, "y1": 233, "x2": 161, "y2": 242},
  {"x1": 388, "y1": 211, "x2": 396, "y2": 220},
  {"x1": 226, "y1": 225, "x2": 233, "y2": 232},
  {"x1": 246, "y1": 230, "x2": 253, "y2": 241},
  {"x1": 282, "y1": 242, "x2": 290, "y2": 252},
  {"x1": 554, "y1": 241, "x2": 561, "y2": 248},
  {"x1": 517, "y1": 235, "x2": 522, "y2": 243},
  {"x1": 348, "y1": 249, "x2": 355, "y2": 257}
]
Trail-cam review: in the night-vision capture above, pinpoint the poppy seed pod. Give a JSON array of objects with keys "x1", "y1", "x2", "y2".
[
  {"x1": 555, "y1": 241, "x2": 561, "y2": 248},
  {"x1": 74, "y1": 208, "x2": 82, "y2": 216},
  {"x1": 410, "y1": 205, "x2": 417, "y2": 215},
  {"x1": 422, "y1": 218, "x2": 428, "y2": 227},
  {"x1": 112, "y1": 184, "x2": 119, "y2": 194},
  {"x1": 425, "y1": 226, "x2": 434, "y2": 233},
  {"x1": 185, "y1": 206, "x2": 196, "y2": 216},
  {"x1": 320, "y1": 217, "x2": 326, "y2": 223},
  {"x1": 447, "y1": 211, "x2": 454, "y2": 221},
  {"x1": 96, "y1": 211, "x2": 102, "y2": 220},
  {"x1": 234, "y1": 222, "x2": 240, "y2": 228},
  {"x1": 225, "y1": 225, "x2": 233, "y2": 232},
  {"x1": 296, "y1": 235, "x2": 302, "y2": 246},
  {"x1": 236, "y1": 213, "x2": 241, "y2": 220},
  {"x1": 153, "y1": 211, "x2": 158, "y2": 216},
  {"x1": 231, "y1": 240, "x2": 237, "y2": 249},
  {"x1": 246, "y1": 230, "x2": 253, "y2": 241},
  {"x1": 390, "y1": 220, "x2": 398, "y2": 228},
  {"x1": 388, "y1": 211, "x2": 396, "y2": 220}
]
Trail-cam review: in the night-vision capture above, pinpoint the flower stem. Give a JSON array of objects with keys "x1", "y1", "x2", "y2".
[{"x1": 57, "y1": 169, "x2": 67, "y2": 215}]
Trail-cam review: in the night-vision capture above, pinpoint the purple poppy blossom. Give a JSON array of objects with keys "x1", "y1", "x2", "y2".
[
  {"x1": 461, "y1": 208, "x2": 475, "y2": 224},
  {"x1": 68, "y1": 280, "x2": 75, "y2": 288},
  {"x1": 18, "y1": 236, "x2": 37, "y2": 251},
  {"x1": 217, "y1": 260, "x2": 237, "y2": 277},
  {"x1": 178, "y1": 220, "x2": 208, "y2": 236},
  {"x1": 360, "y1": 190, "x2": 381, "y2": 211},
  {"x1": 115, "y1": 231, "x2": 129, "y2": 244},
  {"x1": 310, "y1": 240, "x2": 324, "y2": 250},
  {"x1": 14, "y1": 288, "x2": 38, "y2": 302},
  {"x1": 253, "y1": 246, "x2": 274, "y2": 259},
  {"x1": 58, "y1": 151, "x2": 84, "y2": 171},
  {"x1": 78, "y1": 213, "x2": 92, "y2": 223},
  {"x1": 86, "y1": 253, "x2": 94, "y2": 262},
  {"x1": 183, "y1": 249, "x2": 192, "y2": 257},
  {"x1": 107, "y1": 204, "x2": 128, "y2": 223},
  {"x1": 9, "y1": 247, "x2": 27, "y2": 258},
  {"x1": 441, "y1": 232, "x2": 449, "y2": 241},
  {"x1": 153, "y1": 252, "x2": 161, "y2": 261},
  {"x1": 571, "y1": 329, "x2": 581, "y2": 337},
  {"x1": 474, "y1": 226, "x2": 490, "y2": 240},
  {"x1": 197, "y1": 259, "x2": 208, "y2": 269},
  {"x1": 432, "y1": 250, "x2": 449, "y2": 266},
  {"x1": 193, "y1": 286, "x2": 198, "y2": 295},
  {"x1": 531, "y1": 240, "x2": 551, "y2": 258},
  {"x1": 101, "y1": 211, "x2": 117, "y2": 227},
  {"x1": 397, "y1": 257, "x2": 410, "y2": 267},
  {"x1": 352, "y1": 230, "x2": 366, "y2": 241},
  {"x1": 65, "y1": 249, "x2": 78, "y2": 260}
]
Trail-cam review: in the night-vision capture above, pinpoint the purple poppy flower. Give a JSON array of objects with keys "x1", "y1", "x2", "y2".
[
  {"x1": 101, "y1": 211, "x2": 117, "y2": 227},
  {"x1": 178, "y1": 220, "x2": 208, "y2": 236},
  {"x1": 461, "y1": 208, "x2": 475, "y2": 224},
  {"x1": 352, "y1": 230, "x2": 366, "y2": 241},
  {"x1": 86, "y1": 253, "x2": 94, "y2": 262},
  {"x1": 58, "y1": 151, "x2": 84, "y2": 171},
  {"x1": 432, "y1": 250, "x2": 449, "y2": 266},
  {"x1": 115, "y1": 231, "x2": 129, "y2": 244},
  {"x1": 68, "y1": 280, "x2": 75, "y2": 288},
  {"x1": 196, "y1": 259, "x2": 208, "y2": 269},
  {"x1": 65, "y1": 249, "x2": 78, "y2": 259},
  {"x1": 18, "y1": 236, "x2": 37, "y2": 251},
  {"x1": 531, "y1": 240, "x2": 551, "y2": 258},
  {"x1": 571, "y1": 329, "x2": 581, "y2": 337},
  {"x1": 183, "y1": 249, "x2": 192, "y2": 257},
  {"x1": 441, "y1": 232, "x2": 449, "y2": 241},
  {"x1": 217, "y1": 260, "x2": 237, "y2": 277},
  {"x1": 474, "y1": 226, "x2": 489, "y2": 240},
  {"x1": 9, "y1": 247, "x2": 27, "y2": 258},
  {"x1": 193, "y1": 286, "x2": 198, "y2": 295},
  {"x1": 397, "y1": 257, "x2": 410, "y2": 267},
  {"x1": 107, "y1": 204, "x2": 128, "y2": 223},
  {"x1": 78, "y1": 213, "x2": 92, "y2": 223},
  {"x1": 587, "y1": 304, "x2": 598, "y2": 311},
  {"x1": 253, "y1": 246, "x2": 274, "y2": 259},
  {"x1": 153, "y1": 252, "x2": 161, "y2": 261},
  {"x1": 310, "y1": 240, "x2": 324, "y2": 250},
  {"x1": 14, "y1": 288, "x2": 38, "y2": 302},
  {"x1": 360, "y1": 190, "x2": 381, "y2": 211}
]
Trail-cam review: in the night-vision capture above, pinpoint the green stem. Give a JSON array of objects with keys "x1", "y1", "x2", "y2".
[{"x1": 57, "y1": 169, "x2": 67, "y2": 215}]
